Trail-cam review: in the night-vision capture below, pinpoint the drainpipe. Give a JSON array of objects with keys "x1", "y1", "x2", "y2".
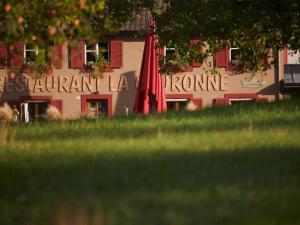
[{"x1": 274, "y1": 49, "x2": 281, "y2": 101}]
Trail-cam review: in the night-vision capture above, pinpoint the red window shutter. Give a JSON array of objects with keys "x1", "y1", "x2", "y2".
[
  {"x1": 51, "y1": 44, "x2": 63, "y2": 69},
  {"x1": 190, "y1": 40, "x2": 202, "y2": 67},
  {"x1": 192, "y1": 98, "x2": 203, "y2": 109},
  {"x1": 10, "y1": 42, "x2": 24, "y2": 68},
  {"x1": 110, "y1": 40, "x2": 123, "y2": 68},
  {"x1": 283, "y1": 48, "x2": 288, "y2": 64},
  {"x1": 51, "y1": 100, "x2": 63, "y2": 114},
  {"x1": 0, "y1": 41, "x2": 7, "y2": 68},
  {"x1": 70, "y1": 41, "x2": 84, "y2": 68},
  {"x1": 215, "y1": 48, "x2": 230, "y2": 67}
]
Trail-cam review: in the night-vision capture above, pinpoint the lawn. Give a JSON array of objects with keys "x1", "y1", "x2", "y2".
[{"x1": 0, "y1": 99, "x2": 300, "y2": 225}]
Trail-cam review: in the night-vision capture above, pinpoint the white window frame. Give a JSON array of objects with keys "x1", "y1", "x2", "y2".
[
  {"x1": 229, "y1": 98, "x2": 254, "y2": 106},
  {"x1": 24, "y1": 45, "x2": 38, "y2": 64},
  {"x1": 84, "y1": 42, "x2": 109, "y2": 65},
  {"x1": 164, "y1": 46, "x2": 175, "y2": 57},
  {"x1": 166, "y1": 98, "x2": 188, "y2": 102},
  {"x1": 229, "y1": 47, "x2": 239, "y2": 62},
  {"x1": 166, "y1": 98, "x2": 189, "y2": 111}
]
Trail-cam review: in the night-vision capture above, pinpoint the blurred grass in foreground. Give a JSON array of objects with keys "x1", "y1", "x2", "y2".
[{"x1": 0, "y1": 99, "x2": 300, "y2": 225}]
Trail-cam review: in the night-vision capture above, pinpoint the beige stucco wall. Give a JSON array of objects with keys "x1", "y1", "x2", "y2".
[{"x1": 0, "y1": 37, "x2": 283, "y2": 118}]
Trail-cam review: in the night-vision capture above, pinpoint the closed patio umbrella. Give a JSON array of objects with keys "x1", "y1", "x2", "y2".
[{"x1": 134, "y1": 19, "x2": 167, "y2": 114}]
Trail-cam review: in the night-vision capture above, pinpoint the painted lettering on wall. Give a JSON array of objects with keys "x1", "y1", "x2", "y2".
[
  {"x1": 164, "y1": 74, "x2": 230, "y2": 92},
  {"x1": 0, "y1": 74, "x2": 230, "y2": 93}
]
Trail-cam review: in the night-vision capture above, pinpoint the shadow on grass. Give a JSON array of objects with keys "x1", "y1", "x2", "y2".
[{"x1": 1, "y1": 147, "x2": 299, "y2": 225}]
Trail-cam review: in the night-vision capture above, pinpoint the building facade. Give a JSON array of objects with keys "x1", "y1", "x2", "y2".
[{"x1": 0, "y1": 32, "x2": 295, "y2": 120}]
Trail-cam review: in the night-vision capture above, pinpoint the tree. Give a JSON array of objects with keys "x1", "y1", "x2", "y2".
[
  {"x1": 0, "y1": 0, "x2": 155, "y2": 45},
  {"x1": 153, "y1": 0, "x2": 300, "y2": 74}
]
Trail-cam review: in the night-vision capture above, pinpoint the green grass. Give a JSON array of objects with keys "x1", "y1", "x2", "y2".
[{"x1": 1, "y1": 99, "x2": 300, "y2": 225}]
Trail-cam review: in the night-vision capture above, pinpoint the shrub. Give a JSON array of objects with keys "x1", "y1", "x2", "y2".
[
  {"x1": 0, "y1": 103, "x2": 14, "y2": 122},
  {"x1": 45, "y1": 105, "x2": 63, "y2": 121},
  {"x1": 185, "y1": 101, "x2": 198, "y2": 111}
]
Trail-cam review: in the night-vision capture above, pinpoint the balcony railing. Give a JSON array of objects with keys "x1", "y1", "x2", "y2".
[{"x1": 284, "y1": 64, "x2": 300, "y2": 88}]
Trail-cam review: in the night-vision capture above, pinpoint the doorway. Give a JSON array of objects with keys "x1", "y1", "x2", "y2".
[{"x1": 21, "y1": 101, "x2": 49, "y2": 122}]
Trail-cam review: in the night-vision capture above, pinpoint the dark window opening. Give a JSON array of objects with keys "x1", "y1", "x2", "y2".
[
  {"x1": 230, "y1": 99, "x2": 255, "y2": 106},
  {"x1": 26, "y1": 101, "x2": 49, "y2": 121},
  {"x1": 99, "y1": 42, "x2": 109, "y2": 61},
  {"x1": 165, "y1": 47, "x2": 175, "y2": 58},
  {"x1": 230, "y1": 47, "x2": 240, "y2": 62},
  {"x1": 167, "y1": 100, "x2": 188, "y2": 111},
  {"x1": 86, "y1": 52, "x2": 97, "y2": 64}
]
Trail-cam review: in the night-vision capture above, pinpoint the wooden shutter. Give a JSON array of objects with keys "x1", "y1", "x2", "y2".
[
  {"x1": 110, "y1": 40, "x2": 123, "y2": 68},
  {"x1": 192, "y1": 98, "x2": 203, "y2": 109},
  {"x1": 70, "y1": 41, "x2": 85, "y2": 68},
  {"x1": 215, "y1": 48, "x2": 230, "y2": 67},
  {"x1": 0, "y1": 41, "x2": 7, "y2": 68},
  {"x1": 10, "y1": 42, "x2": 24, "y2": 68},
  {"x1": 51, "y1": 99, "x2": 63, "y2": 114},
  {"x1": 190, "y1": 40, "x2": 202, "y2": 67},
  {"x1": 283, "y1": 48, "x2": 288, "y2": 64},
  {"x1": 51, "y1": 44, "x2": 63, "y2": 69}
]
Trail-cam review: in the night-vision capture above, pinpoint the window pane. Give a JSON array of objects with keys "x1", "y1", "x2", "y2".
[
  {"x1": 86, "y1": 52, "x2": 97, "y2": 64},
  {"x1": 101, "y1": 52, "x2": 109, "y2": 61},
  {"x1": 167, "y1": 102, "x2": 176, "y2": 111},
  {"x1": 166, "y1": 48, "x2": 175, "y2": 58},
  {"x1": 98, "y1": 42, "x2": 109, "y2": 60},
  {"x1": 87, "y1": 100, "x2": 108, "y2": 118},
  {"x1": 178, "y1": 101, "x2": 187, "y2": 110},
  {"x1": 230, "y1": 100, "x2": 254, "y2": 106},
  {"x1": 87, "y1": 101, "x2": 97, "y2": 117},
  {"x1": 25, "y1": 51, "x2": 37, "y2": 64},
  {"x1": 230, "y1": 49, "x2": 240, "y2": 61},
  {"x1": 26, "y1": 43, "x2": 35, "y2": 49},
  {"x1": 98, "y1": 42, "x2": 108, "y2": 50},
  {"x1": 166, "y1": 100, "x2": 187, "y2": 112},
  {"x1": 86, "y1": 44, "x2": 96, "y2": 51},
  {"x1": 98, "y1": 100, "x2": 107, "y2": 117}
]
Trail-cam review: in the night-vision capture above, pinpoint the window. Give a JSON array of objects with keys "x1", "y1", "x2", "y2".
[
  {"x1": 167, "y1": 99, "x2": 188, "y2": 111},
  {"x1": 24, "y1": 44, "x2": 38, "y2": 65},
  {"x1": 87, "y1": 99, "x2": 108, "y2": 118},
  {"x1": 229, "y1": 46, "x2": 240, "y2": 62},
  {"x1": 21, "y1": 101, "x2": 49, "y2": 121},
  {"x1": 84, "y1": 42, "x2": 109, "y2": 65},
  {"x1": 164, "y1": 46, "x2": 175, "y2": 57},
  {"x1": 229, "y1": 98, "x2": 255, "y2": 106}
]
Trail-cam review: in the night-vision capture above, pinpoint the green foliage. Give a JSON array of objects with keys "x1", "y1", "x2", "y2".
[
  {"x1": 159, "y1": 41, "x2": 208, "y2": 74},
  {"x1": 0, "y1": 0, "x2": 155, "y2": 44},
  {"x1": 83, "y1": 53, "x2": 111, "y2": 78},
  {"x1": 1, "y1": 99, "x2": 300, "y2": 224},
  {"x1": 25, "y1": 48, "x2": 52, "y2": 78},
  {"x1": 154, "y1": 0, "x2": 300, "y2": 73}
]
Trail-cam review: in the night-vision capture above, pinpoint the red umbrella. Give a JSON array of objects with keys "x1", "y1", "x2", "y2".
[{"x1": 134, "y1": 19, "x2": 167, "y2": 114}]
